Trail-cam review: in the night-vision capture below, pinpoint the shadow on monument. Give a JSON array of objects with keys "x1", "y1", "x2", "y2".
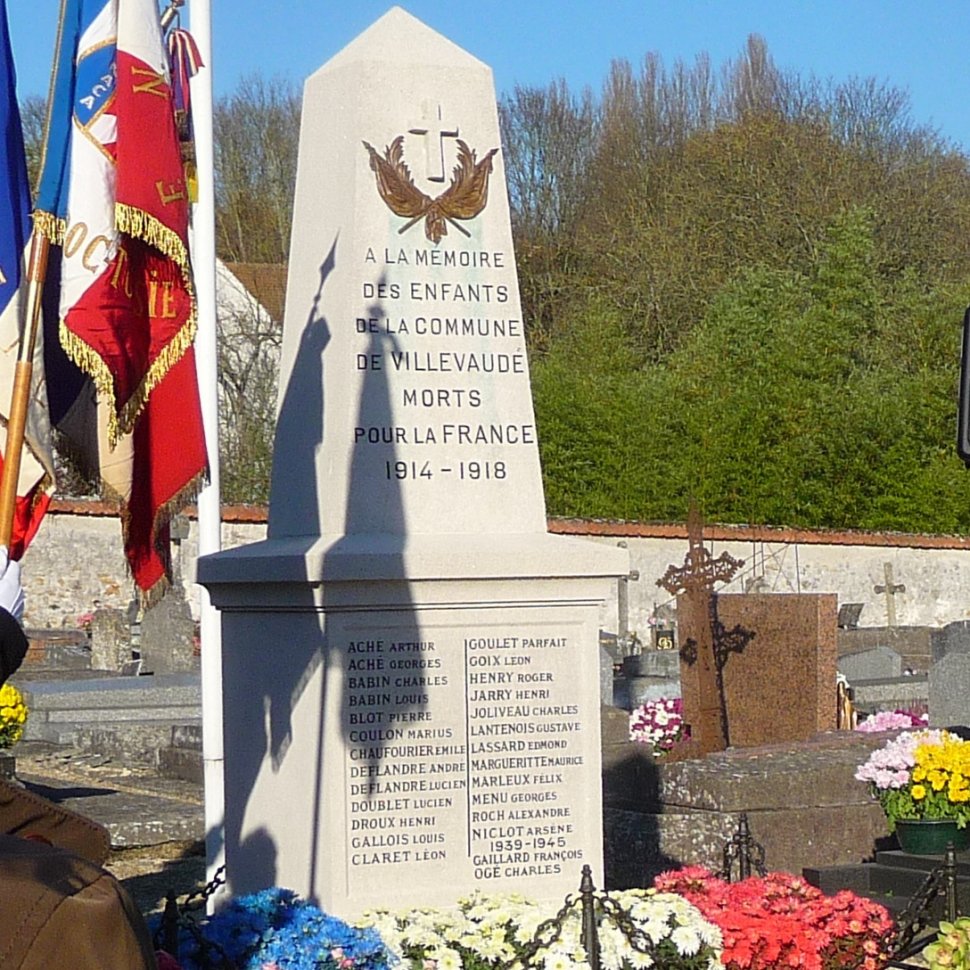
[
  {"x1": 214, "y1": 254, "x2": 429, "y2": 904},
  {"x1": 318, "y1": 275, "x2": 429, "y2": 893},
  {"x1": 268, "y1": 240, "x2": 336, "y2": 539},
  {"x1": 213, "y1": 242, "x2": 336, "y2": 895}
]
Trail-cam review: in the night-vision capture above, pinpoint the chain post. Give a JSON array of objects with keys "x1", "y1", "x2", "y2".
[
  {"x1": 161, "y1": 890, "x2": 180, "y2": 957},
  {"x1": 738, "y1": 814, "x2": 751, "y2": 880},
  {"x1": 945, "y1": 843, "x2": 958, "y2": 922},
  {"x1": 579, "y1": 865, "x2": 601, "y2": 970}
]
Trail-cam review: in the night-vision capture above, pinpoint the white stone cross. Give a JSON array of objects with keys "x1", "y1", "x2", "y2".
[
  {"x1": 874, "y1": 561, "x2": 905, "y2": 628},
  {"x1": 408, "y1": 101, "x2": 458, "y2": 182}
]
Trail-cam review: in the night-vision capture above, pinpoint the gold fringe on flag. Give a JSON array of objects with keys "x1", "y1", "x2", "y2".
[
  {"x1": 52, "y1": 199, "x2": 198, "y2": 449},
  {"x1": 31, "y1": 210, "x2": 66, "y2": 244},
  {"x1": 112, "y1": 201, "x2": 197, "y2": 444}
]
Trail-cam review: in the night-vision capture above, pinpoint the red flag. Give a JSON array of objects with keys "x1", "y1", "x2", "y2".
[{"x1": 36, "y1": 0, "x2": 207, "y2": 597}]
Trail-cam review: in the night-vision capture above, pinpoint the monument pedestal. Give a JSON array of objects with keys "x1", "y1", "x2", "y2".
[{"x1": 203, "y1": 533, "x2": 625, "y2": 914}]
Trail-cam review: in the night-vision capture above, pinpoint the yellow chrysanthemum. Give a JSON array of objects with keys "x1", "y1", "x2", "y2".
[
  {"x1": 0, "y1": 683, "x2": 27, "y2": 748},
  {"x1": 911, "y1": 784, "x2": 927, "y2": 800}
]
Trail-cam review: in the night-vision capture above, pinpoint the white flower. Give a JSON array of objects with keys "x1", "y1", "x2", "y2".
[
  {"x1": 670, "y1": 925, "x2": 701, "y2": 956},
  {"x1": 543, "y1": 948, "x2": 574, "y2": 970},
  {"x1": 433, "y1": 947, "x2": 461, "y2": 970}
]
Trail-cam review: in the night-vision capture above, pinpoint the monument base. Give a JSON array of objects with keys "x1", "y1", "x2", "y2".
[{"x1": 201, "y1": 532, "x2": 627, "y2": 916}]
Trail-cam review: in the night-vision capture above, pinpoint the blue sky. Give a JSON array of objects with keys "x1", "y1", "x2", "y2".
[{"x1": 8, "y1": 1, "x2": 970, "y2": 152}]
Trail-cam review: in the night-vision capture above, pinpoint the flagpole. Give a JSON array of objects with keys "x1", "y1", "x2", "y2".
[
  {"x1": 187, "y1": 0, "x2": 226, "y2": 900},
  {"x1": 0, "y1": 231, "x2": 48, "y2": 548}
]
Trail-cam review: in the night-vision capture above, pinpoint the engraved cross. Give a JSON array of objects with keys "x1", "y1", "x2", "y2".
[{"x1": 408, "y1": 102, "x2": 458, "y2": 183}]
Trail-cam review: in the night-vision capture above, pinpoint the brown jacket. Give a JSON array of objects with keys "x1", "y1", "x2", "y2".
[
  {"x1": 0, "y1": 611, "x2": 157, "y2": 968},
  {"x1": 0, "y1": 834, "x2": 158, "y2": 969}
]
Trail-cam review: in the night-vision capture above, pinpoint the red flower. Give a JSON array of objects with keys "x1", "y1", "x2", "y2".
[{"x1": 654, "y1": 866, "x2": 895, "y2": 970}]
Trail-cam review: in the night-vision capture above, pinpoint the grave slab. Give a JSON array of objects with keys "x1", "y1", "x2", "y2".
[
  {"x1": 602, "y1": 732, "x2": 891, "y2": 883},
  {"x1": 837, "y1": 645, "x2": 902, "y2": 683}
]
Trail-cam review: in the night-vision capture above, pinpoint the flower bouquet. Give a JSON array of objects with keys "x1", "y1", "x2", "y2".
[
  {"x1": 629, "y1": 696, "x2": 689, "y2": 756},
  {"x1": 855, "y1": 729, "x2": 970, "y2": 831},
  {"x1": 855, "y1": 708, "x2": 928, "y2": 733},
  {"x1": 363, "y1": 889, "x2": 722, "y2": 970},
  {"x1": 924, "y1": 916, "x2": 970, "y2": 970},
  {"x1": 655, "y1": 866, "x2": 895, "y2": 970},
  {"x1": 0, "y1": 683, "x2": 27, "y2": 748},
  {"x1": 158, "y1": 887, "x2": 392, "y2": 970}
]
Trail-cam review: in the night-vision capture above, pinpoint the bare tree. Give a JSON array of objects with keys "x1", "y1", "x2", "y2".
[
  {"x1": 215, "y1": 266, "x2": 282, "y2": 504},
  {"x1": 213, "y1": 75, "x2": 300, "y2": 264}
]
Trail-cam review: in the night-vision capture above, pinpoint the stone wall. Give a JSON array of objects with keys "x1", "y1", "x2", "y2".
[
  {"x1": 18, "y1": 503, "x2": 970, "y2": 633},
  {"x1": 567, "y1": 523, "x2": 970, "y2": 641},
  {"x1": 19, "y1": 502, "x2": 266, "y2": 630}
]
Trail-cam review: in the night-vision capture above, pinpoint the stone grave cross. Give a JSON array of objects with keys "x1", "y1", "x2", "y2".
[
  {"x1": 874, "y1": 561, "x2": 905, "y2": 628},
  {"x1": 657, "y1": 505, "x2": 743, "y2": 754}
]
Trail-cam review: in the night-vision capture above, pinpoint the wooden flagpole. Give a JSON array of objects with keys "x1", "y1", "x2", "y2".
[{"x1": 0, "y1": 231, "x2": 49, "y2": 548}]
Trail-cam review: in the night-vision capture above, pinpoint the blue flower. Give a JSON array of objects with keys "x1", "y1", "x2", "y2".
[{"x1": 162, "y1": 889, "x2": 395, "y2": 970}]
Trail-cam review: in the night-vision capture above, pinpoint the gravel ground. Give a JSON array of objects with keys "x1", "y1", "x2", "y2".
[{"x1": 106, "y1": 840, "x2": 210, "y2": 917}]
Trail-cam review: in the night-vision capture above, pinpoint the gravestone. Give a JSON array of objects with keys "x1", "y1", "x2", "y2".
[
  {"x1": 931, "y1": 620, "x2": 970, "y2": 663},
  {"x1": 139, "y1": 589, "x2": 196, "y2": 674},
  {"x1": 837, "y1": 645, "x2": 902, "y2": 683},
  {"x1": 929, "y1": 656, "x2": 970, "y2": 727},
  {"x1": 198, "y1": 9, "x2": 627, "y2": 917},
  {"x1": 929, "y1": 622, "x2": 970, "y2": 727},
  {"x1": 678, "y1": 593, "x2": 838, "y2": 746},
  {"x1": 618, "y1": 650, "x2": 681, "y2": 709},
  {"x1": 88, "y1": 607, "x2": 131, "y2": 672}
]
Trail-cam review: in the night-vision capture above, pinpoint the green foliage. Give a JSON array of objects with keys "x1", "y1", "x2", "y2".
[{"x1": 535, "y1": 207, "x2": 970, "y2": 532}]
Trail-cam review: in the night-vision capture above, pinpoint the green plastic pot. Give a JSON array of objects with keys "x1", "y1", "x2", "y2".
[{"x1": 895, "y1": 819, "x2": 970, "y2": 855}]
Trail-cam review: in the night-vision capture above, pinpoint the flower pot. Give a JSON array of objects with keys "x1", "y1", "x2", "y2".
[{"x1": 895, "y1": 819, "x2": 970, "y2": 855}]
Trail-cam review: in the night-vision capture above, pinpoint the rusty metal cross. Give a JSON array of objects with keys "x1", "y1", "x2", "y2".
[
  {"x1": 657, "y1": 504, "x2": 744, "y2": 754},
  {"x1": 658, "y1": 504, "x2": 743, "y2": 599}
]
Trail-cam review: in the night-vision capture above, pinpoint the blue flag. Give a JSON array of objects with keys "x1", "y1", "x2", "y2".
[
  {"x1": 0, "y1": 0, "x2": 29, "y2": 309},
  {"x1": 0, "y1": 0, "x2": 54, "y2": 556}
]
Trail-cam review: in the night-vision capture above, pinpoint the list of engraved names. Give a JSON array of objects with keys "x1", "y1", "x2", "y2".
[{"x1": 343, "y1": 631, "x2": 586, "y2": 885}]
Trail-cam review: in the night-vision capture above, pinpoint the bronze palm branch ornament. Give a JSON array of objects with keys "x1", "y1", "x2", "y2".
[{"x1": 363, "y1": 136, "x2": 499, "y2": 243}]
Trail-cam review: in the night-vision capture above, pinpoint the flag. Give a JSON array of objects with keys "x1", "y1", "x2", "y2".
[
  {"x1": 0, "y1": 0, "x2": 54, "y2": 558},
  {"x1": 36, "y1": 0, "x2": 207, "y2": 597}
]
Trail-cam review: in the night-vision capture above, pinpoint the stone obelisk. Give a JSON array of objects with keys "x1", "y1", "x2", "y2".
[{"x1": 198, "y1": 7, "x2": 627, "y2": 916}]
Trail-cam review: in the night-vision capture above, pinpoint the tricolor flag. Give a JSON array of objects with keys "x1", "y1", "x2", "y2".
[
  {"x1": 36, "y1": 0, "x2": 207, "y2": 597},
  {"x1": 0, "y1": 0, "x2": 54, "y2": 558}
]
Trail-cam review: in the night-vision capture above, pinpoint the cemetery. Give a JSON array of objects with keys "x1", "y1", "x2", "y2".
[{"x1": 5, "y1": 6, "x2": 970, "y2": 970}]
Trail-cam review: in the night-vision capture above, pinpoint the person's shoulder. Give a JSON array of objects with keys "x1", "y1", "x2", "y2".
[{"x1": 0, "y1": 608, "x2": 27, "y2": 684}]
